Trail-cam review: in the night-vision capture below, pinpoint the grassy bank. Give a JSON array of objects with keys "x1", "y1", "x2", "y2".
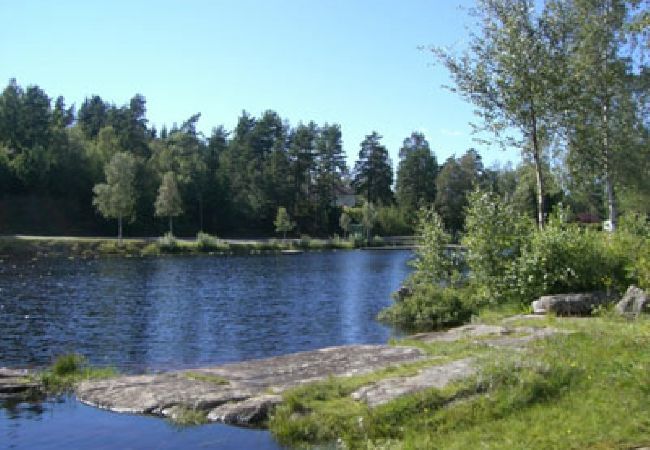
[
  {"x1": 268, "y1": 313, "x2": 650, "y2": 449},
  {"x1": 36, "y1": 354, "x2": 118, "y2": 393},
  {"x1": 0, "y1": 234, "x2": 404, "y2": 259}
]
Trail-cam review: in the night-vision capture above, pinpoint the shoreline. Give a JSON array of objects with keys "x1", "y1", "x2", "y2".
[{"x1": 0, "y1": 235, "x2": 415, "y2": 259}]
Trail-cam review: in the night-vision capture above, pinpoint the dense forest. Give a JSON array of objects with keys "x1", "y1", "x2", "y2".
[
  {"x1": 0, "y1": 1, "x2": 647, "y2": 239},
  {"x1": 0, "y1": 74, "x2": 646, "y2": 239}
]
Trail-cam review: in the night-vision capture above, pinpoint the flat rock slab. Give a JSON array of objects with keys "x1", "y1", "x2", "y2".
[
  {"x1": 532, "y1": 292, "x2": 610, "y2": 315},
  {"x1": 410, "y1": 324, "x2": 569, "y2": 349},
  {"x1": 351, "y1": 358, "x2": 476, "y2": 407},
  {"x1": 0, "y1": 368, "x2": 41, "y2": 399},
  {"x1": 76, "y1": 345, "x2": 426, "y2": 423},
  {"x1": 76, "y1": 322, "x2": 570, "y2": 427}
]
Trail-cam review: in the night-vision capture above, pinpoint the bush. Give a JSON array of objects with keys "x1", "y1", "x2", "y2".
[
  {"x1": 409, "y1": 207, "x2": 455, "y2": 285},
  {"x1": 378, "y1": 284, "x2": 475, "y2": 331},
  {"x1": 158, "y1": 232, "x2": 179, "y2": 253},
  {"x1": 462, "y1": 189, "x2": 533, "y2": 304},
  {"x1": 196, "y1": 232, "x2": 229, "y2": 252},
  {"x1": 52, "y1": 353, "x2": 86, "y2": 376},
  {"x1": 513, "y1": 217, "x2": 631, "y2": 303},
  {"x1": 611, "y1": 212, "x2": 650, "y2": 290},
  {"x1": 377, "y1": 205, "x2": 412, "y2": 236},
  {"x1": 40, "y1": 353, "x2": 117, "y2": 392}
]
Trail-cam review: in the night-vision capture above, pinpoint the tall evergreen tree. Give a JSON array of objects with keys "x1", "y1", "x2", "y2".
[
  {"x1": 353, "y1": 132, "x2": 393, "y2": 205},
  {"x1": 314, "y1": 123, "x2": 347, "y2": 232},
  {"x1": 434, "y1": 150, "x2": 483, "y2": 236},
  {"x1": 395, "y1": 132, "x2": 438, "y2": 223}
]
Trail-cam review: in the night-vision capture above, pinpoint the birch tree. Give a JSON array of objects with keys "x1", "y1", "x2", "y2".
[
  {"x1": 433, "y1": 0, "x2": 567, "y2": 229},
  {"x1": 92, "y1": 152, "x2": 137, "y2": 243}
]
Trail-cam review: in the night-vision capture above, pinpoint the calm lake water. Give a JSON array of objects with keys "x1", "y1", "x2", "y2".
[{"x1": 0, "y1": 249, "x2": 412, "y2": 449}]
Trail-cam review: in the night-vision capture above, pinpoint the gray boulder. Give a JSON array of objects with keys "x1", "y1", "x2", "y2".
[
  {"x1": 207, "y1": 394, "x2": 282, "y2": 425},
  {"x1": 615, "y1": 286, "x2": 648, "y2": 317},
  {"x1": 395, "y1": 285, "x2": 413, "y2": 302},
  {"x1": 531, "y1": 292, "x2": 610, "y2": 315}
]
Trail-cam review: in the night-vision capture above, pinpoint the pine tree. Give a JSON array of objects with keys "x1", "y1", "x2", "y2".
[{"x1": 353, "y1": 132, "x2": 393, "y2": 205}]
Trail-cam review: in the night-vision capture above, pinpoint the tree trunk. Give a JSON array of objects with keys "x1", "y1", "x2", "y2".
[
  {"x1": 198, "y1": 192, "x2": 204, "y2": 232},
  {"x1": 118, "y1": 215, "x2": 123, "y2": 245},
  {"x1": 530, "y1": 105, "x2": 545, "y2": 230},
  {"x1": 169, "y1": 216, "x2": 173, "y2": 236},
  {"x1": 603, "y1": 103, "x2": 616, "y2": 231},
  {"x1": 601, "y1": 1, "x2": 616, "y2": 232}
]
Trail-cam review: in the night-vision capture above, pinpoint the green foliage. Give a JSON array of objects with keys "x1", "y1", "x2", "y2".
[
  {"x1": 273, "y1": 206, "x2": 295, "y2": 239},
  {"x1": 184, "y1": 371, "x2": 229, "y2": 385},
  {"x1": 378, "y1": 283, "x2": 475, "y2": 331},
  {"x1": 39, "y1": 353, "x2": 117, "y2": 392},
  {"x1": 610, "y1": 212, "x2": 650, "y2": 290},
  {"x1": 339, "y1": 211, "x2": 352, "y2": 237},
  {"x1": 409, "y1": 207, "x2": 453, "y2": 284},
  {"x1": 376, "y1": 205, "x2": 411, "y2": 236},
  {"x1": 271, "y1": 317, "x2": 650, "y2": 449},
  {"x1": 361, "y1": 201, "x2": 378, "y2": 241},
  {"x1": 158, "y1": 232, "x2": 179, "y2": 253},
  {"x1": 513, "y1": 214, "x2": 631, "y2": 303},
  {"x1": 154, "y1": 171, "x2": 183, "y2": 234},
  {"x1": 166, "y1": 406, "x2": 209, "y2": 426},
  {"x1": 51, "y1": 353, "x2": 85, "y2": 376},
  {"x1": 353, "y1": 132, "x2": 393, "y2": 205},
  {"x1": 395, "y1": 132, "x2": 437, "y2": 223},
  {"x1": 462, "y1": 189, "x2": 534, "y2": 304},
  {"x1": 92, "y1": 152, "x2": 137, "y2": 239},
  {"x1": 435, "y1": 150, "x2": 484, "y2": 237},
  {"x1": 195, "y1": 232, "x2": 229, "y2": 252}
]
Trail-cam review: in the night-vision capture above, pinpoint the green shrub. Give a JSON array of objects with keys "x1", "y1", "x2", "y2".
[
  {"x1": 462, "y1": 189, "x2": 533, "y2": 305},
  {"x1": 158, "y1": 232, "x2": 179, "y2": 253},
  {"x1": 378, "y1": 284, "x2": 475, "y2": 331},
  {"x1": 40, "y1": 353, "x2": 117, "y2": 392},
  {"x1": 611, "y1": 212, "x2": 650, "y2": 290},
  {"x1": 196, "y1": 232, "x2": 229, "y2": 252},
  {"x1": 97, "y1": 240, "x2": 120, "y2": 254},
  {"x1": 331, "y1": 235, "x2": 355, "y2": 249},
  {"x1": 52, "y1": 353, "x2": 85, "y2": 376},
  {"x1": 377, "y1": 205, "x2": 412, "y2": 236},
  {"x1": 409, "y1": 207, "x2": 455, "y2": 285},
  {"x1": 513, "y1": 218, "x2": 631, "y2": 303},
  {"x1": 141, "y1": 242, "x2": 160, "y2": 255}
]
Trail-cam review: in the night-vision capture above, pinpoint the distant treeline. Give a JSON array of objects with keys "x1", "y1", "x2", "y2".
[{"x1": 0, "y1": 79, "x2": 646, "y2": 238}]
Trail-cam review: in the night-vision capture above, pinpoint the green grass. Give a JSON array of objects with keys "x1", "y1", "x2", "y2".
[
  {"x1": 184, "y1": 371, "x2": 230, "y2": 385},
  {"x1": 166, "y1": 406, "x2": 210, "y2": 426},
  {"x1": 269, "y1": 316, "x2": 650, "y2": 449},
  {"x1": 37, "y1": 354, "x2": 118, "y2": 393}
]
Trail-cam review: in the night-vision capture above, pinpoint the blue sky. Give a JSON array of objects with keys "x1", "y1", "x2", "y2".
[{"x1": 0, "y1": 0, "x2": 520, "y2": 169}]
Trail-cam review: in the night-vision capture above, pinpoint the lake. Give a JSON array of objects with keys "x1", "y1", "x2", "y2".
[{"x1": 0, "y1": 249, "x2": 412, "y2": 449}]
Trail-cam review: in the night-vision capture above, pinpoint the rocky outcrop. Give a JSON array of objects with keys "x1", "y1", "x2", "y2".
[
  {"x1": 75, "y1": 321, "x2": 569, "y2": 427},
  {"x1": 76, "y1": 345, "x2": 426, "y2": 423},
  {"x1": 615, "y1": 286, "x2": 649, "y2": 317},
  {"x1": 351, "y1": 358, "x2": 476, "y2": 407},
  {"x1": 0, "y1": 368, "x2": 41, "y2": 399},
  {"x1": 531, "y1": 292, "x2": 611, "y2": 315},
  {"x1": 207, "y1": 395, "x2": 283, "y2": 426}
]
